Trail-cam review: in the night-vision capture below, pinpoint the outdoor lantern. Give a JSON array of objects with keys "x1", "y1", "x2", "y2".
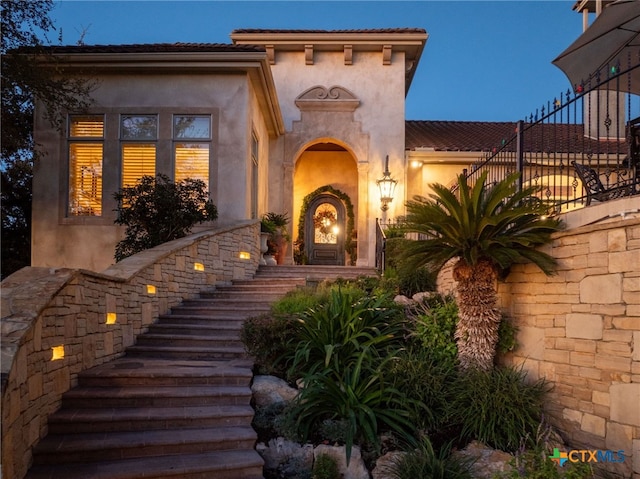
[{"x1": 377, "y1": 155, "x2": 397, "y2": 211}]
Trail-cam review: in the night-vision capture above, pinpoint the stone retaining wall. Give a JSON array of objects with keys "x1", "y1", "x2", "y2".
[
  {"x1": 437, "y1": 207, "x2": 640, "y2": 478},
  {"x1": 0, "y1": 221, "x2": 260, "y2": 479}
]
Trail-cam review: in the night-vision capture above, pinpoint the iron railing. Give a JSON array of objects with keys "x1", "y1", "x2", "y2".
[{"x1": 463, "y1": 62, "x2": 640, "y2": 213}]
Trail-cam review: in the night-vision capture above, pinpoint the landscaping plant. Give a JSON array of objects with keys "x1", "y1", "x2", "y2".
[
  {"x1": 388, "y1": 436, "x2": 474, "y2": 479},
  {"x1": 448, "y1": 365, "x2": 550, "y2": 452},
  {"x1": 113, "y1": 174, "x2": 217, "y2": 261},
  {"x1": 401, "y1": 172, "x2": 562, "y2": 370}
]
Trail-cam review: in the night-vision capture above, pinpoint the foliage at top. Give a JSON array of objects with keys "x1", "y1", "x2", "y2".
[
  {"x1": 113, "y1": 174, "x2": 217, "y2": 261},
  {"x1": 1, "y1": 0, "x2": 95, "y2": 278},
  {"x1": 1, "y1": 0, "x2": 95, "y2": 159},
  {"x1": 401, "y1": 172, "x2": 562, "y2": 276}
]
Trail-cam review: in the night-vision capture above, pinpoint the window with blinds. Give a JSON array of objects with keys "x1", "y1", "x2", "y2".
[
  {"x1": 68, "y1": 116, "x2": 104, "y2": 216},
  {"x1": 174, "y1": 115, "x2": 211, "y2": 186},
  {"x1": 121, "y1": 115, "x2": 158, "y2": 188},
  {"x1": 122, "y1": 144, "x2": 156, "y2": 187}
]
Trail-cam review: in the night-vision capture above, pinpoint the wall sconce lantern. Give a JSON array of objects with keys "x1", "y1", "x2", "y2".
[{"x1": 377, "y1": 155, "x2": 397, "y2": 212}]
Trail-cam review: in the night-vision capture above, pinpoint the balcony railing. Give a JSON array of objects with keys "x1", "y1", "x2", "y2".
[{"x1": 462, "y1": 62, "x2": 640, "y2": 213}]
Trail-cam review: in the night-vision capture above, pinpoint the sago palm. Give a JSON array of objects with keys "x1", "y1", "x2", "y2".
[{"x1": 401, "y1": 172, "x2": 562, "y2": 370}]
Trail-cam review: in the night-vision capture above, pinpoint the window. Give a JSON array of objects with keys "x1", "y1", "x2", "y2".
[
  {"x1": 250, "y1": 132, "x2": 259, "y2": 219},
  {"x1": 173, "y1": 115, "x2": 210, "y2": 185},
  {"x1": 68, "y1": 115, "x2": 104, "y2": 216},
  {"x1": 121, "y1": 115, "x2": 157, "y2": 187}
]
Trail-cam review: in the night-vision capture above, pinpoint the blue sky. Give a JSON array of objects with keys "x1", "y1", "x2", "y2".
[{"x1": 50, "y1": 1, "x2": 587, "y2": 121}]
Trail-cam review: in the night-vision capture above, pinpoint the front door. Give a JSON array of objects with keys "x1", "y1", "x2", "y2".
[{"x1": 305, "y1": 194, "x2": 346, "y2": 265}]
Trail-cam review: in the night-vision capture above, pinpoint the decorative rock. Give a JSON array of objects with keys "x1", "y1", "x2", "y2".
[
  {"x1": 251, "y1": 375, "x2": 298, "y2": 407},
  {"x1": 371, "y1": 450, "x2": 406, "y2": 479},
  {"x1": 412, "y1": 291, "x2": 437, "y2": 303},
  {"x1": 256, "y1": 437, "x2": 314, "y2": 471},
  {"x1": 393, "y1": 294, "x2": 413, "y2": 305},
  {"x1": 314, "y1": 444, "x2": 370, "y2": 479},
  {"x1": 452, "y1": 441, "x2": 513, "y2": 478}
]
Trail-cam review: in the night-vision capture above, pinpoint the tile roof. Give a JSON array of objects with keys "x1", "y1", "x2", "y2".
[
  {"x1": 406, "y1": 120, "x2": 518, "y2": 152},
  {"x1": 406, "y1": 120, "x2": 628, "y2": 154},
  {"x1": 232, "y1": 28, "x2": 427, "y2": 35},
  {"x1": 36, "y1": 43, "x2": 266, "y2": 54}
]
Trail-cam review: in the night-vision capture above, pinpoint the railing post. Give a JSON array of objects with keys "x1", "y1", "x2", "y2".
[{"x1": 516, "y1": 119, "x2": 524, "y2": 192}]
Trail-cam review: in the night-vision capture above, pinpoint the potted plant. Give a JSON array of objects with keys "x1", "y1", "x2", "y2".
[{"x1": 262, "y1": 212, "x2": 290, "y2": 265}]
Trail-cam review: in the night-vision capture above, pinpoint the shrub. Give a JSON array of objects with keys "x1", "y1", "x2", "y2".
[
  {"x1": 113, "y1": 174, "x2": 217, "y2": 261},
  {"x1": 497, "y1": 316, "x2": 519, "y2": 355},
  {"x1": 409, "y1": 294, "x2": 459, "y2": 366},
  {"x1": 289, "y1": 289, "x2": 405, "y2": 376},
  {"x1": 387, "y1": 437, "x2": 474, "y2": 479},
  {"x1": 240, "y1": 314, "x2": 298, "y2": 377},
  {"x1": 313, "y1": 454, "x2": 340, "y2": 479},
  {"x1": 270, "y1": 286, "x2": 328, "y2": 317},
  {"x1": 389, "y1": 346, "x2": 457, "y2": 432},
  {"x1": 293, "y1": 352, "x2": 417, "y2": 463},
  {"x1": 447, "y1": 365, "x2": 549, "y2": 452}
]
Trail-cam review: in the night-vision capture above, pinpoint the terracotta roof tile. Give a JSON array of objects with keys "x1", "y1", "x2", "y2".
[
  {"x1": 40, "y1": 43, "x2": 265, "y2": 54},
  {"x1": 406, "y1": 120, "x2": 517, "y2": 152},
  {"x1": 232, "y1": 28, "x2": 427, "y2": 35},
  {"x1": 405, "y1": 120, "x2": 628, "y2": 154}
]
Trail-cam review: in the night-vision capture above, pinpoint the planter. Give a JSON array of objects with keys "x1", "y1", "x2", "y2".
[
  {"x1": 273, "y1": 234, "x2": 289, "y2": 265},
  {"x1": 260, "y1": 232, "x2": 270, "y2": 265},
  {"x1": 264, "y1": 254, "x2": 277, "y2": 266}
]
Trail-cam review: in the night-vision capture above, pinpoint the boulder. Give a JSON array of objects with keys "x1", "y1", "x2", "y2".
[
  {"x1": 452, "y1": 441, "x2": 514, "y2": 478},
  {"x1": 314, "y1": 444, "x2": 370, "y2": 479},
  {"x1": 371, "y1": 450, "x2": 406, "y2": 479},
  {"x1": 393, "y1": 294, "x2": 413, "y2": 305},
  {"x1": 256, "y1": 437, "x2": 313, "y2": 471},
  {"x1": 251, "y1": 375, "x2": 298, "y2": 407}
]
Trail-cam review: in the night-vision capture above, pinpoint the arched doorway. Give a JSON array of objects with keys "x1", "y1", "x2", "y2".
[{"x1": 305, "y1": 194, "x2": 346, "y2": 265}]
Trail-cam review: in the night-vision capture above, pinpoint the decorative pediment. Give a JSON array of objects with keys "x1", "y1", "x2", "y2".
[{"x1": 295, "y1": 85, "x2": 360, "y2": 112}]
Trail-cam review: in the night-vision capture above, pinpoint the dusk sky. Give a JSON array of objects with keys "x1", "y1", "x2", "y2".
[{"x1": 50, "y1": 1, "x2": 589, "y2": 122}]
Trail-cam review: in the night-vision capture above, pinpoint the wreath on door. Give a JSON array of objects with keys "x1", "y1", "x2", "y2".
[{"x1": 295, "y1": 185, "x2": 356, "y2": 265}]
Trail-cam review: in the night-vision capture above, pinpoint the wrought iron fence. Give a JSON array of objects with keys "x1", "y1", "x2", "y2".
[{"x1": 462, "y1": 62, "x2": 640, "y2": 213}]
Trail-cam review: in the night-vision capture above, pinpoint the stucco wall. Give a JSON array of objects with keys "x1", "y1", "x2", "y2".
[
  {"x1": 32, "y1": 73, "x2": 258, "y2": 272},
  {"x1": 437, "y1": 201, "x2": 640, "y2": 478},
  {"x1": 268, "y1": 49, "x2": 407, "y2": 266},
  {"x1": 1, "y1": 221, "x2": 260, "y2": 479}
]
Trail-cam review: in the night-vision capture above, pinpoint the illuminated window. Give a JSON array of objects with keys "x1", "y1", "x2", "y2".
[
  {"x1": 68, "y1": 115, "x2": 104, "y2": 216},
  {"x1": 173, "y1": 115, "x2": 210, "y2": 185},
  {"x1": 121, "y1": 115, "x2": 157, "y2": 187}
]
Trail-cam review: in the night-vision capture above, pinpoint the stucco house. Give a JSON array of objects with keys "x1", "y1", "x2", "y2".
[{"x1": 34, "y1": 28, "x2": 515, "y2": 272}]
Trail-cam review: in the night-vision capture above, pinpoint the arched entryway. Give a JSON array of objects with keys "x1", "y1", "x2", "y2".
[
  {"x1": 293, "y1": 140, "x2": 358, "y2": 266},
  {"x1": 305, "y1": 194, "x2": 346, "y2": 265}
]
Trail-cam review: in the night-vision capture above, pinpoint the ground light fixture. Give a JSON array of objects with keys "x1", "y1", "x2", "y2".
[{"x1": 377, "y1": 155, "x2": 397, "y2": 211}]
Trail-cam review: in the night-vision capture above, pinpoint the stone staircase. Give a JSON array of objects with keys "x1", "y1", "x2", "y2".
[{"x1": 24, "y1": 265, "x2": 376, "y2": 479}]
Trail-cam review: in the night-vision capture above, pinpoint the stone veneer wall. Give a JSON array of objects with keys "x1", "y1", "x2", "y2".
[
  {"x1": 0, "y1": 221, "x2": 260, "y2": 479},
  {"x1": 437, "y1": 213, "x2": 640, "y2": 479}
]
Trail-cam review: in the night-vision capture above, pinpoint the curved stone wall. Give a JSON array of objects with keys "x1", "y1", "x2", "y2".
[{"x1": 0, "y1": 221, "x2": 260, "y2": 479}]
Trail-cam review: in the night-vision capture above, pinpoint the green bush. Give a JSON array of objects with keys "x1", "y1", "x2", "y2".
[
  {"x1": 496, "y1": 317, "x2": 519, "y2": 355},
  {"x1": 288, "y1": 289, "x2": 404, "y2": 376},
  {"x1": 240, "y1": 314, "x2": 298, "y2": 377},
  {"x1": 388, "y1": 437, "x2": 474, "y2": 479},
  {"x1": 389, "y1": 346, "x2": 457, "y2": 431},
  {"x1": 448, "y1": 366, "x2": 549, "y2": 452},
  {"x1": 113, "y1": 174, "x2": 217, "y2": 261},
  {"x1": 293, "y1": 352, "x2": 416, "y2": 463},
  {"x1": 410, "y1": 294, "x2": 459, "y2": 366},
  {"x1": 313, "y1": 454, "x2": 340, "y2": 479},
  {"x1": 270, "y1": 287, "x2": 328, "y2": 317}
]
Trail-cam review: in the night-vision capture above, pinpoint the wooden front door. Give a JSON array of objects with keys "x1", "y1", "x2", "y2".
[{"x1": 305, "y1": 195, "x2": 345, "y2": 265}]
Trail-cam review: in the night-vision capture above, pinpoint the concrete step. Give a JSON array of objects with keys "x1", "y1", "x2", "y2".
[
  {"x1": 25, "y1": 450, "x2": 264, "y2": 479},
  {"x1": 169, "y1": 304, "x2": 271, "y2": 317},
  {"x1": 148, "y1": 322, "x2": 243, "y2": 336},
  {"x1": 256, "y1": 265, "x2": 378, "y2": 281},
  {"x1": 126, "y1": 344, "x2": 248, "y2": 360},
  {"x1": 61, "y1": 385, "x2": 252, "y2": 408},
  {"x1": 48, "y1": 404, "x2": 255, "y2": 433},
  {"x1": 77, "y1": 358, "x2": 254, "y2": 388},
  {"x1": 33, "y1": 426, "x2": 258, "y2": 463},
  {"x1": 134, "y1": 333, "x2": 243, "y2": 348},
  {"x1": 156, "y1": 314, "x2": 250, "y2": 326}
]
